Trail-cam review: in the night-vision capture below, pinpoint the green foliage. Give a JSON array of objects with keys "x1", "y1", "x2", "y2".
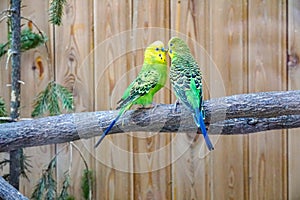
[
  {"x1": 46, "y1": 171, "x2": 57, "y2": 199},
  {"x1": 0, "y1": 97, "x2": 7, "y2": 117},
  {"x1": 57, "y1": 172, "x2": 71, "y2": 200},
  {"x1": 32, "y1": 173, "x2": 47, "y2": 200},
  {"x1": 20, "y1": 149, "x2": 32, "y2": 180},
  {"x1": 0, "y1": 43, "x2": 8, "y2": 58},
  {"x1": 32, "y1": 157, "x2": 94, "y2": 199},
  {"x1": 30, "y1": 142, "x2": 95, "y2": 199},
  {"x1": 0, "y1": 159, "x2": 10, "y2": 169},
  {"x1": 0, "y1": 159, "x2": 10, "y2": 180},
  {"x1": 49, "y1": 0, "x2": 67, "y2": 25},
  {"x1": 0, "y1": 28, "x2": 47, "y2": 58},
  {"x1": 31, "y1": 157, "x2": 57, "y2": 200},
  {"x1": 32, "y1": 81, "x2": 74, "y2": 117},
  {"x1": 20, "y1": 28, "x2": 48, "y2": 51},
  {"x1": 81, "y1": 169, "x2": 93, "y2": 200},
  {"x1": 65, "y1": 196, "x2": 75, "y2": 200}
]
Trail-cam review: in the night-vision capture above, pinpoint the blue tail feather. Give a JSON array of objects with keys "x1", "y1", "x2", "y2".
[
  {"x1": 198, "y1": 112, "x2": 214, "y2": 151},
  {"x1": 95, "y1": 115, "x2": 121, "y2": 148}
]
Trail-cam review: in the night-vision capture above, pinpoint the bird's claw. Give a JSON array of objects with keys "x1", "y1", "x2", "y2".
[{"x1": 172, "y1": 100, "x2": 181, "y2": 113}]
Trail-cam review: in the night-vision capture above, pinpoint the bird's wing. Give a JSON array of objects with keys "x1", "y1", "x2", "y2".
[
  {"x1": 170, "y1": 63, "x2": 203, "y2": 113},
  {"x1": 117, "y1": 70, "x2": 160, "y2": 109}
]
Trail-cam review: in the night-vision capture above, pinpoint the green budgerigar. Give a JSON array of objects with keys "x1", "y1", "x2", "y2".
[
  {"x1": 167, "y1": 37, "x2": 214, "y2": 151},
  {"x1": 95, "y1": 41, "x2": 167, "y2": 148}
]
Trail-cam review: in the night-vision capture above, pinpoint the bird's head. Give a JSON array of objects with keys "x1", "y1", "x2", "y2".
[
  {"x1": 144, "y1": 41, "x2": 167, "y2": 64},
  {"x1": 167, "y1": 37, "x2": 190, "y2": 59}
]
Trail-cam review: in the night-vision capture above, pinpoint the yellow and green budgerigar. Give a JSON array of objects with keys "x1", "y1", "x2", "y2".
[
  {"x1": 95, "y1": 41, "x2": 167, "y2": 148},
  {"x1": 167, "y1": 37, "x2": 214, "y2": 151}
]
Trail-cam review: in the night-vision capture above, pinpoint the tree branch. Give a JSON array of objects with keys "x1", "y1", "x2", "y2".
[
  {"x1": 9, "y1": 0, "x2": 22, "y2": 190},
  {"x1": 0, "y1": 176, "x2": 28, "y2": 200},
  {"x1": 0, "y1": 90, "x2": 299, "y2": 152}
]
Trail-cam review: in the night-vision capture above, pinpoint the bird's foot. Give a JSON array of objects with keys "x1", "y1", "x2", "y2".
[
  {"x1": 150, "y1": 102, "x2": 160, "y2": 113},
  {"x1": 137, "y1": 103, "x2": 157, "y2": 110},
  {"x1": 172, "y1": 100, "x2": 181, "y2": 113}
]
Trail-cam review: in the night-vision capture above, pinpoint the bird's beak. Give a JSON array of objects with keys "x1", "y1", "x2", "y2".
[{"x1": 161, "y1": 47, "x2": 168, "y2": 52}]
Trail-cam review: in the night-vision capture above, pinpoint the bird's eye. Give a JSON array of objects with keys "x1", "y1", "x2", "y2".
[
  {"x1": 155, "y1": 47, "x2": 159, "y2": 51},
  {"x1": 159, "y1": 54, "x2": 161, "y2": 57},
  {"x1": 170, "y1": 43, "x2": 173, "y2": 46}
]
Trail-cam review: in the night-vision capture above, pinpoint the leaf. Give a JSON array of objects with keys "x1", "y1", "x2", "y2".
[
  {"x1": 0, "y1": 159, "x2": 10, "y2": 170},
  {"x1": 57, "y1": 172, "x2": 71, "y2": 200},
  {"x1": 45, "y1": 157, "x2": 57, "y2": 200},
  {"x1": 31, "y1": 157, "x2": 57, "y2": 200},
  {"x1": 47, "y1": 82, "x2": 60, "y2": 116},
  {"x1": 0, "y1": 43, "x2": 8, "y2": 58},
  {"x1": 81, "y1": 169, "x2": 93, "y2": 200},
  {"x1": 1, "y1": 28, "x2": 47, "y2": 59},
  {"x1": 49, "y1": 0, "x2": 67, "y2": 26},
  {"x1": 32, "y1": 81, "x2": 74, "y2": 117},
  {"x1": 20, "y1": 149, "x2": 32, "y2": 181},
  {"x1": 46, "y1": 172, "x2": 56, "y2": 200},
  {"x1": 31, "y1": 173, "x2": 47, "y2": 200},
  {"x1": 31, "y1": 82, "x2": 50, "y2": 117},
  {"x1": 0, "y1": 97, "x2": 7, "y2": 117},
  {"x1": 19, "y1": 28, "x2": 48, "y2": 51},
  {"x1": 56, "y1": 84, "x2": 74, "y2": 111}
]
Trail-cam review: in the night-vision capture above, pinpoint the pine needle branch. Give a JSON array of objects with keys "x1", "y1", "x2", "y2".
[
  {"x1": 19, "y1": 149, "x2": 32, "y2": 181},
  {"x1": 0, "y1": 97, "x2": 7, "y2": 117},
  {"x1": 49, "y1": 0, "x2": 67, "y2": 26},
  {"x1": 57, "y1": 172, "x2": 71, "y2": 200},
  {"x1": 21, "y1": 16, "x2": 50, "y2": 56},
  {"x1": 31, "y1": 157, "x2": 57, "y2": 200},
  {"x1": 0, "y1": 159, "x2": 10, "y2": 170},
  {"x1": 0, "y1": 26, "x2": 47, "y2": 59},
  {"x1": 32, "y1": 81, "x2": 74, "y2": 117}
]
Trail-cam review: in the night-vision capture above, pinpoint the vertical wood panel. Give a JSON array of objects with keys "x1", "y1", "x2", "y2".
[
  {"x1": 209, "y1": 1, "x2": 249, "y2": 200},
  {"x1": 0, "y1": 0, "x2": 10, "y2": 183},
  {"x1": 0, "y1": 0, "x2": 10, "y2": 107},
  {"x1": 54, "y1": 0, "x2": 94, "y2": 198},
  {"x1": 248, "y1": 0, "x2": 287, "y2": 199},
  {"x1": 18, "y1": 0, "x2": 55, "y2": 196},
  {"x1": 131, "y1": 1, "x2": 172, "y2": 199},
  {"x1": 288, "y1": 0, "x2": 300, "y2": 199},
  {"x1": 94, "y1": 0, "x2": 133, "y2": 199},
  {"x1": 171, "y1": 1, "x2": 249, "y2": 199},
  {"x1": 170, "y1": 1, "x2": 211, "y2": 199}
]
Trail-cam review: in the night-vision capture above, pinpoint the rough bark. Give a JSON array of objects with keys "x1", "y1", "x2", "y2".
[
  {"x1": 0, "y1": 176, "x2": 28, "y2": 200},
  {"x1": 0, "y1": 90, "x2": 299, "y2": 152},
  {"x1": 9, "y1": 0, "x2": 22, "y2": 190}
]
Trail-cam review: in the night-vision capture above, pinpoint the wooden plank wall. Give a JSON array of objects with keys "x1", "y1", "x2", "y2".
[
  {"x1": 0, "y1": 0, "x2": 10, "y2": 183},
  {"x1": 54, "y1": 0, "x2": 95, "y2": 198},
  {"x1": 0, "y1": 0, "x2": 299, "y2": 199},
  {"x1": 94, "y1": 0, "x2": 133, "y2": 199},
  {"x1": 288, "y1": 0, "x2": 300, "y2": 199},
  {"x1": 18, "y1": 0, "x2": 55, "y2": 195},
  {"x1": 248, "y1": 1, "x2": 287, "y2": 199}
]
